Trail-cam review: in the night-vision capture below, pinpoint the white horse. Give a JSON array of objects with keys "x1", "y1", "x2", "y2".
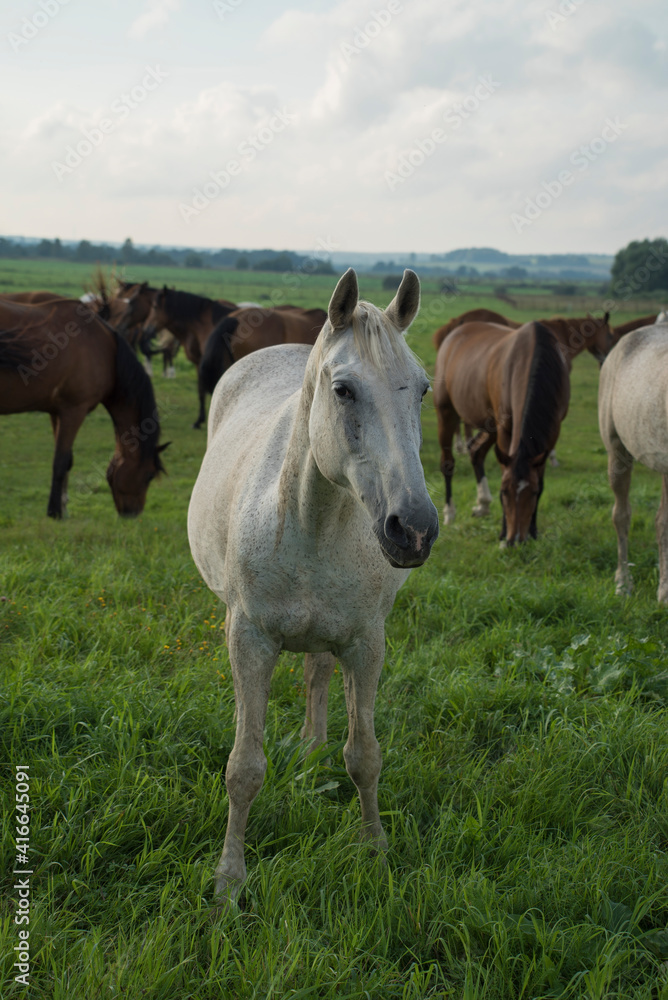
[
  {"x1": 188, "y1": 268, "x2": 439, "y2": 902},
  {"x1": 599, "y1": 320, "x2": 668, "y2": 602}
]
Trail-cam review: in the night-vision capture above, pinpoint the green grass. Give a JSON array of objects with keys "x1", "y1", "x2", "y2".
[{"x1": 1, "y1": 264, "x2": 667, "y2": 998}]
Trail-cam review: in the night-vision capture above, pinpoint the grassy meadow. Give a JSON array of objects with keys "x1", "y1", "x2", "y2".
[{"x1": 1, "y1": 261, "x2": 667, "y2": 999}]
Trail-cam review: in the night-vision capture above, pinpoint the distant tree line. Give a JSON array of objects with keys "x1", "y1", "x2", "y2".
[
  {"x1": 0, "y1": 236, "x2": 177, "y2": 267},
  {"x1": 610, "y1": 238, "x2": 668, "y2": 297},
  {"x1": 0, "y1": 236, "x2": 335, "y2": 274}
]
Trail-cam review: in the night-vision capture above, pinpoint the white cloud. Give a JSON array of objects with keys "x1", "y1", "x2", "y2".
[
  {"x1": 128, "y1": 0, "x2": 180, "y2": 40},
  {"x1": 2, "y1": 0, "x2": 667, "y2": 252}
]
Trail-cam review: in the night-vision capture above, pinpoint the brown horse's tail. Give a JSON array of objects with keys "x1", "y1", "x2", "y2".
[
  {"x1": 200, "y1": 317, "x2": 237, "y2": 395},
  {"x1": 514, "y1": 322, "x2": 569, "y2": 479}
]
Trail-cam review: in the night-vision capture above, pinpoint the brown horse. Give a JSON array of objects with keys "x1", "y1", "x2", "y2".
[
  {"x1": 113, "y1": 282, "x2": 181, "y2": 376},
  {"x1": 142, "y1": 287, "x2": 238, "y2": 427},
  {"x1": 435, "y1": 308, "x2": 611, "y2": 462},
  {"x1": 198, "y1": 304, "x2": 327, "y2": 405},
  {"x1": 0, "y1": 298, "x2": 168, "y2": 518},
  {"x1": 434, "y1": 308, "x2": 613, "y2": 367},
  {"x1": 433, "y1": 321, "x2": 570, "y2": 544}
]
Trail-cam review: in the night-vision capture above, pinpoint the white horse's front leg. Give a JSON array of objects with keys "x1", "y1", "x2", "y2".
[
  {"x1": 656, "y1": 475, "x2": 668, "y2": 604},
  {"x1": 215, "y1": 610, "x2": 279, "y2": 904},
  {"x1": 301, "y1": 652, "x2": 337, "y2": 751},
  {"x1": 339, "y1": 634, "x2": 387, "y2": 851}
]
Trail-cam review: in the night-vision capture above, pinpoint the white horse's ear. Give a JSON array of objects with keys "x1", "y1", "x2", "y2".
[
  {"x1": 385, "y1": 269, "x2": 420, "y2": 331},
  {"x1": 328, "y1": 268, "x2": 359, "y2": 330}
]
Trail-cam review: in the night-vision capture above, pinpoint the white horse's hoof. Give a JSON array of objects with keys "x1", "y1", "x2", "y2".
[
  {"x1": 471, "y1": 504, "x2": 491, "y2": 518},
  {"x1": 214, "y1": 870, "x2": 244, "y2": 907},
  {"x1": 549, "y1": 455, "x2": 560, "y2": 468},
  {"x1": 443, "y1": 503, "x2": 456, "y2": 525}
]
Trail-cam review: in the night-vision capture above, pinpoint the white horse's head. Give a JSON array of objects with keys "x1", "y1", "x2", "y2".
[{"x1": 306, "y1": 268, "x2": 439, "y2": 568}]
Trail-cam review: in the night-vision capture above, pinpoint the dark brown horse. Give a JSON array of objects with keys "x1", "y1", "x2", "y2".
[
  {"x1": 198, "y1": 304, "x2": 327, "y2": 405},
  {"x1": 142, "y1": 287, "x2": 238, "y2": 427},
  {"x1": 0, "y1": 298, "x2": 167, "y2": 518},
  {"x1": 113, "y1": 281, "x2": 181, "y2": 376},
  {"x1": 433, "y1": 321, "x2": 570, "y2": 544}
]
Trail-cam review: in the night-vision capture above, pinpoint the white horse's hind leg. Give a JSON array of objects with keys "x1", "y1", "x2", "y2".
[
  {"x1": 549, "y1": 449, "x2": 559, "y2": 468},
  {"x1": 215, "y1": 612, "x2": 279, "y2": 903},
  {"x1": 655, "y1": 475, "x2": 668, "y2": 604},
  {"x1": 608, "y1": 449, "x2": 634, "y2": 595},
  {"x1": 301, "y1": 652, "x2": 336, "y2": 751},
  {"x1": 339, "y1": 636, "x2": 387, "y2": 851}
]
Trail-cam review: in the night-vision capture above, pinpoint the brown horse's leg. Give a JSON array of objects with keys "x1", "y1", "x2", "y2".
[
  {"x1": 608, "y1": 447, "x2": 634, "y2": 595},
  {"x1": 655, "y1": 474, "x2": 668, "y2": 604},
  {"x1": 47, "y1": 407, "x2": 87, "y2": 519},
  {"x1": 469, "y1": 431, "x2": 495, "y2": 517},
  {"x1": 339, "y1": 633, "x2": 387, "y2": 851},
  {"x1": 215, "y1": 609, "x2": 279, "y2": 903},
  {"x1": 455, "y1": 422, "x2": 475, "y2": 455},
  {"x1": 436, "y1": 404, "x2": 460, "y2": 525},
  {"x1": 301, "y1": 652, "x2": 337, "y2": 752}
]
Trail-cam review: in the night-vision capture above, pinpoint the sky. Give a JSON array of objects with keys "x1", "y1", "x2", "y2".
[{"x1": 1, "y1": 0, "x2": 666, "y2": 256}]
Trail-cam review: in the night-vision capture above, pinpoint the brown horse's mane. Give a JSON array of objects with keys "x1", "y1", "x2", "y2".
[
  {"x1": 158, "y1": 288, "x2": 233, "y2": 325},
  {"x1": 102, "y1": 320, "x2": 165, "y2": 466},
  {"x1": 515, "y1": 322, "x2": 568, "y2": 481}
]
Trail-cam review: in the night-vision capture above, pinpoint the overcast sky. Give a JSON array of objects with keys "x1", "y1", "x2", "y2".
[{"x1": 1, "y1": 0, "x2": 666, "y2": 255}]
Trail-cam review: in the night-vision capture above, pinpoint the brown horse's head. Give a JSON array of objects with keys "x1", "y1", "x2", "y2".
[
  {"x1": 116, "y1": 282, "x2": 151, "y2": 335},
  {"x1": 106, "y1": 439, "x2": 169, "y2": 517},
  {"x1": 563, "y1": 311, "x2": 613, "y2": 366},
  {"x1": 499, "y1": 453, "x2": 545, "y2": 545},
  {"x1": 143, "y1": 286, "x2": 170, "y2": 338},
  {"x1": 103, "y1": 332, "x2": 170, "y2": 516}
]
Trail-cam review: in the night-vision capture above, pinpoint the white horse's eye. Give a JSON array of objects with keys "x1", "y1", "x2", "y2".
[{"x1": 333, "y1": 383, "x2": 353, "y2": 399}]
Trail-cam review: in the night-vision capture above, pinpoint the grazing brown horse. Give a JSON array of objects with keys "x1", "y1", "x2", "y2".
[
  {"x1": 0, "y1": 298, "x2": 167, "y2": 518},
  {"x1": 434, "y1": 321, "x2": 570, "y2": 543},
  {"x1": 611, "y1": 314, "x2": 659, "y2": 343},
  {"x1": 435, "y1": 308, "x2": 611, "y2": 463},
  {"x1": 142, "y1": 287, "x2": 238, "y2": 427},
  {"x1": 198, "y1": 304, "x2": 327, "y2": 401}
]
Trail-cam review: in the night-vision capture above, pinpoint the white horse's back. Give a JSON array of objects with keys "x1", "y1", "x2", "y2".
[{"x1": 206, "y1": 343, "x2": 311, "y2": 438}]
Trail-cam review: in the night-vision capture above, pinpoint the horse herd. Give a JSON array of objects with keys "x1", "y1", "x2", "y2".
[{"x1": 2, "y1": 268, "x2": 668, "y2": 900}]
